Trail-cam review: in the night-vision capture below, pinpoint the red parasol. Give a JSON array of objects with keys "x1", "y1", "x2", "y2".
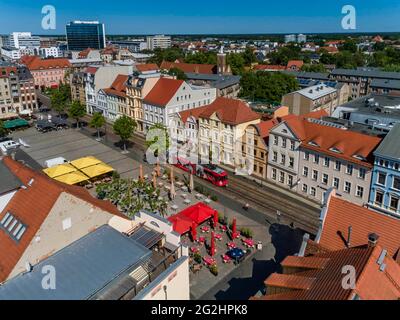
[
  {"x1": 232, "y1": 217, "x2": 237, "y2": 239},
  {"x1": 210, "y1": 231, "x2": 216, "y2": 257},
  {"x1": 191, "y1": 221, "x2": 197, "y2": 241},
  {"x1": 213, "y1": 210, "x2": 218, "y2": 229}
]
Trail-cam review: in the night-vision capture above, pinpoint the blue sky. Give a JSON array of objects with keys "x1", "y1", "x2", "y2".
[{"x1": 0, "y1": 0, "x2": 399, "y2": 35}]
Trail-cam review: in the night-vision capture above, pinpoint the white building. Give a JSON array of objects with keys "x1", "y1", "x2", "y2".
[
  {"x1": 142, "y1": 77, "x2": 217, "y2": 132},
  {"x1": 146, "y1": 35, "x2": 171, "y2": 50},
  {"x1": 0, "y1": 47, "x2": 21, "y2": 60},
  {"x1": 39, "y1": 47, "x2": 60, "y2": 58}
]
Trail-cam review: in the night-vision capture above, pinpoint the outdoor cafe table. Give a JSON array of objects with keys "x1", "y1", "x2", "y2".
[
  {"x1": 203, "y1": 256, "x2": 216, "y2": 266},
  {"x1": 227, "y1": 242, "x2": 237, "y2": 249},
  {"x1": 198, "y1": 236, "x2": 206, "y2": 243},
  {"x1": 215, "y1": 234, "x2": 223, "y2": 241},
  {"x1": 190, "y1": 247, "x2": 200, "y2": 254},
  {"x1": 227, "y1": 248, "x2": 245, "y2": 262},
  {"x1": 243, "y1": 238, "x2": 255, "y2": 248},
  {"x1": 220, "y1": 225, "x2": 228, "y2": 232},
  {"x1": 201, "y1": 226, "x2": 210, "y2": 233}
]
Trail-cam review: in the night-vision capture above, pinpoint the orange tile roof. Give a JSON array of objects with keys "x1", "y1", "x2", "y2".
[
  {"x1": 287, "y1": 60, "x2": 304, "y2": 69},
  {"x1": 279, "y1": 117, "x2": 381, "y2": 167},
  {"x1": 255, "y1": 244, "x2": 400, "y2": 300},
  {"x1": 318, "y1": 193, "x2": 400, "y2": 258},
  {"x1": 103, "y1": 74, "x2": 128, "y2": 98},
  {"x1": 160, "y1": 60, "x2": 217, "y2": 74},
  {"x1": 85, "y1": 66, "x2": 98, "y2": 74},
  {"x1": 281, "y1": 256, "x2": 330, "y2": 270},
  {"x1": 0, "y1": 157, "x2": 124, "y2": 282},
  {"x1": 254, "y1": 65, "x2": 286, "y2": 71},
  {"x1": 144, "y1": 77, "x2": 184, "y2": 107},
  {"x1": 320, "y1": 46, "x2": 339, "y2": 54},
  {"x1": 178, "y1": 105, "x2": 211, "y2": 124},
  {"x1": 198, "y1": 97, "x2": 260, "y2": 125},
  {"x1": 23, "y1": 56, "x2": 71, "y2": 70},
  {"x1": 136, "y1": 63, "x2": 159, "y2": 72},
  {"x1": 78, "y1": 48, "x2": 92, "y2": 58}
]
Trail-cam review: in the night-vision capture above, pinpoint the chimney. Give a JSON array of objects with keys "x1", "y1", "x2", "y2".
[
  {"x1": 347, "y1": 226, "x2": 352, "y2": 248},
  {"x1": 368, "y1": 233, "x2": 379, "y2": 247}
]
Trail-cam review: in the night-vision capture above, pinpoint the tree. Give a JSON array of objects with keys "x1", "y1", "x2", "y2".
[
  {"x1": 113, "y1": 115, "x2": 137, "y2": 152},
  {"x1": 145, "y1": 123, "x2": 170, "y2": 161},
  {"x1": 168, "y1": 67, "x2": 187, "y2": 80},
  {"x1": 340, "y1": 40, "x2": 358, "y2": 53},
  {"x1": 239, "y1": 71, "x2": 299, "y2": 104},
  {"x1": 90, "y1": 112, "x2": 106, "y2": 140},
  {"x1": 148, "y1": 47, "x2": 184, "y2": 65},
  {"x1": 301, "y1": 64, "x2": 327, "y2": 73},
  {"x1": 68, "y1": 100, "x2": 86, "y2": 128},
  {"x1": 184, "y1": 51, "x2": 217, "y2": 64},
  {"x1": 227, "y1": 53, "x2": 246, "y2": 75},
  {"x1": 0, "y1": 120, "x2": 8, "y2": 138},
  {"x1": 50, "y1": 83, "x2": 71, "y2": 116}
]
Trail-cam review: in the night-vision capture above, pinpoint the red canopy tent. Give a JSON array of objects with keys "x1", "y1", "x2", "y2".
[
  {"x1": 191, "y1": 221, "x2": 197, "y2": 241},
  {"x1": 168, "y1": 202, "x2": 217, "y2": 235}
]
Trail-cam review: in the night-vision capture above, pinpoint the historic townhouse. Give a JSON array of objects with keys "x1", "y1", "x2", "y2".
[
  {"x1": 126, "y1": 72, "x2": 160, "y2": 132},
  {"x1": 142, "y1": 77, "x2": 217, "y2": 133},
  {"x1": 369, "y1": 123, "x2": 400, "y2": 217},
  {"x1": 197, "y1": 97, "x2": 260, "y2": 168},
  {"x1": 21, "y1": 55, "x2": 71, "y2": 89},
  {"x1": 267, "y1": 115, "x2": 382, "y2": 206}
]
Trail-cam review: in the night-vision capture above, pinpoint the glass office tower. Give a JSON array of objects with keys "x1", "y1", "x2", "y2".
[{"x1": 66, "y1": 21, "x2": 106, "y2": 51}]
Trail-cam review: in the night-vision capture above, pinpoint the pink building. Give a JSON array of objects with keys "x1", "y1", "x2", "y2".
[{"x1": 21, "y1": 56, "x2": 71, "y2": 89}]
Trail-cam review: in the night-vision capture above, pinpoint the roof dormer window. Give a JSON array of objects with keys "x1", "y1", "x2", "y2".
[
  {"x1": 308, "y1": 141, "x2": 319, "y2": 147},
  {"x1": 329, "y1": 147, "x2": 342, "y2": 153}
]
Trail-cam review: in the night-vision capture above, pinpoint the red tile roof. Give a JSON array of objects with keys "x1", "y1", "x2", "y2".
[
  {"x1": 287, "y1": 60, "x2": 304, "y2": 70},
  {"x1": 254, "y1": 244, "x2": 400, "y2": 300},
  {"x1": 254, "y1": 65, "x2": 286, "y2": 71},
  {"x1": 144, "y1": 77, "x2": 184, "y2": 107},
  {"x1": 318, "y1": 192, "x2": 400, "y2": 258},
  {"x1": 198, "y1": 97, "x2": 260, "y2": 125},
  {"x1": 279, "y1": 117, "x2": 381, "y2": 167},
  {"x1": 103, "y1": 74, "x2": 128, "y2": 98},
  {"x1": 178, "y1": 105, "x2": 211, "y2": 124},
  {"x1": 0, "y1": 157, "x2": 124, "y2": 282},
  {"x1": 0, "y1": 66, "x2": 17, "y2": 78},
  {"x1": 85, "y1": 66, "x2": 98, "y2": 74},
  {"x1": 136, "y1": 63, "x2": 159, "y2": 73},
  {"x1": 78, "y1": 48, "x2": 92, "y2": 58},
  {"x1": 160, "y1": 61, "x2": 217, "y2": 74},
  {"x1": 320, "y1": 46, "x2": 339, "y2": 54},
  {"x1": 23, "y1": 56, "x2": 71, "y2": 70}
]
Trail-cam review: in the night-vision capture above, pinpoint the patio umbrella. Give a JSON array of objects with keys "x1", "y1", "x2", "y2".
[
  {"x1": 191, "y1": 221, "x2": 197, "y2": 241},
  {"x1": 139, "y1": 164, "x2": 144, "y2": 182},
  {"x1": 213, "y1": 210, "x2": 218, "y2": 229},
  {"x1": 189, "y1": 172, "x2": 194, "y2": 193},
  {"x1": 170, "y1": 177, "x2": 176, "y2": 200},
  {"x1": 152, "y1": 171, "x2": 158, "y2": 189},
  {"x1": 210, "y1": 231, "x2": 216, "y2": 257},
  {"x1": 232, "y1": 217, "x2": 237, "y2": 239}
]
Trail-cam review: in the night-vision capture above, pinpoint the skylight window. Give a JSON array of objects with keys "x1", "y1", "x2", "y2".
[
  {"x1": 308, "y1": 141, "x2": 319, "y2": 147},
  {"x1": 353, "y1": 154, "x2": 366, "y2": 161},
  {"x1": 329, "y1": 147, "x2": 342, "y2": 153},
  {"x1": 0, "y1": 212, "x2": 27, "y2": 242}
]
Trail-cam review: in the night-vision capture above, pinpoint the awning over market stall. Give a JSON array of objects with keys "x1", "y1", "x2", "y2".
[
  {"x1": 80, "y1": 163, "x2": 114, "y2": 178},
  {"x1": 43, "y1": 163, "x2": 77, "y2": 178},
  {"x1": 168, "y1": 203, "x2": 217, "y2": 235},
  {"x1": 53, "y1": 171, "x2": 89, "y2": 185},
  {"x1": 70, "y1": 156, "x2": 102, "y2": 170},
  {"x1": 3, "y1": 118, "x2": 29, "y2": 129}
]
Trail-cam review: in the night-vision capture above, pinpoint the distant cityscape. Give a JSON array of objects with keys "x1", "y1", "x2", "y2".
[{"x1": 1, "y1": 16, "x2": 400, "y2": 304}]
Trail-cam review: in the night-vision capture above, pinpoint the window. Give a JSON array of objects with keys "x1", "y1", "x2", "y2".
[
  {"x1": 282, "y1": 138, "x2": 287, "y2": 148},
  {"x1": 290, "y1": 141, "x2": 295, "y2": 151},
  {"x1": 393, "y1": 177, "x2": 400, "y2": 190},
  {"x1": 273, "y1": 152, "x2": 278, "y2": 162},
  {"x1": 390, "y1": 196, "x2": 399, "y2": 211},
  {"x1": 303, "y1": 167, "x2": 309, "y2": 177},
  {"x1": 289, "y1": 157, "x2": 294, "y2": 168},
  {"x1": 62, "y1": 218, "x2": 72, "y2": 231},
  {"x1": 344, "y1": 181, "x2": 351, "y2": 193},
  {"x1": 273, "y1": 136, "x2": 278, "y2": 146},
  {"x1": 310, "y1": 187, "x2": 316, "y2": 197},
  {"x1": 322, "y1": 174, "x2": 329, "y2": 185},
  {"x1": 281, "y1": 154, "x2": 286, "y2": 165},
  {"x1": 375, "y1": 191, "x2": 384, "y2": 206},
  {"x1": 323, "y1": 157, "x2": 330, "y2": 167},
  {"x1": 346, "y1": 164, "x2": 353, "y2": 175},
  {"x1": 304, "y1": 151, "x2": 310, "y2": 161},
  {"x1": 288, "y1": 175, "x2": 293, "y2": 186},
  {"x1": 356, "y1": 186, "x2": 364, "y2": 198},
  {"x1": 312, "y1": 170, "x2": 318, "y2": 181},
  {"x1": 314, "y1": 154, "x2": 319, "y2": 164},
  {"x1": 358, "y1": 168, "x2": 366, "y2": 180},
  {"x1": 272, "y1": 168, "x2": 277, "y2": 180},
  {"x1": 378, "y1": 172, "x2": 386, "y2": 185},
  {"x1": 279, "y1": 171, "x2": 285, "y2": 183},
  {"x1": 333, "y1": 177, "x2": 339, "y2": 189},
  {"x1": 302, "y1": 184, "x2": 308, "y2": 193}
]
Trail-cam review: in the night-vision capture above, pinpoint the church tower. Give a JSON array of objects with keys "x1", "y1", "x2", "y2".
[{"x1": 217, "y1": 46, "x2": 231, "y2": 75}]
